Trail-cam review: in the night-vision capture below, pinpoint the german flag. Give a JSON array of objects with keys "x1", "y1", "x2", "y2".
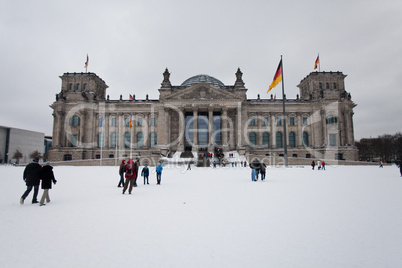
[
  {"x1": 267, "y1": 59, "x2": 282, "y2": 93},
  {"x1": 129, "y1": 117, "x2": 132, "y2": 128},
  {"x1": 314, "y1": 55, "x2": 319, "y2": 70},
  {"x1": 129, "y1": 94, "x2": 133, "y2": 100},
  {"x1": 84, "y1": 54, "x2": 89, "y2": 68}
]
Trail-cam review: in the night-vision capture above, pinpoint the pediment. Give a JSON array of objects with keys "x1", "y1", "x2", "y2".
[{"x1": 164, "y1": 83, "x2": 240, "y2": 101}]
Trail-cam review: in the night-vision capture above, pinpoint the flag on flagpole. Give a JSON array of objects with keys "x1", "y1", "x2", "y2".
[
  {"x1": 274, "y1": 94, "x2": 276, "y2": 100},
  {"x1": 129, "y1": 94, "x2": 133, "y2": 100},
  {"x1": 129, "y1": 116, "x2": 132, "y2": 128},
  {"x1": 84, "y1": 54, "x2": 89, "y2": 68},
  {"x1": 267, "y1": 59, "x2": 283, "y2": 93},
  {"x1": 314, "y1": 55, "x2": 319, "y2": 70}
]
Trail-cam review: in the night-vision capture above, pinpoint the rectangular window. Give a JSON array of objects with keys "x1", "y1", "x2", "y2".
[
  {"x1": 263, "y1": 117, "x2": 269, "y2": 126},
  {"x1": 329, "y1": 134, "x2": 337, "y2": 146},
  {"x1": 151, "y1": 118, "x2": 156, "y2": 126},
  {"x1": 250, "y1": 117, "x2": 255, "y2": 126},
  {"x1": 125, "y1": 118, "x2": 130, "y2": 127},
  {"x1": 290, "y1": 117, "x2": 295, "y2": 126},
  {"x1": 138, "y1": 118, "x2": 142, "y2": 127},
  {"x1": 69, "y1": 134, "x2": 78, "y2": 147},
  {"x1": 276, "y1": 117, "x2": 282, "y2": 126},
  {"x1": 112, "y1": 118, "x2": 116, "y2": 127},
  {"x1": 303, "y1": 117, "x2": 308, "y2": 126}
]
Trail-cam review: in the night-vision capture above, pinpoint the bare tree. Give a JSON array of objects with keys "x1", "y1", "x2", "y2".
[
  {"x1": 12, "y1": 150, "x2": 23, "y2": 164},
  {"x1": 29, "y1": 150, "x2": 42, "y2": 160}
]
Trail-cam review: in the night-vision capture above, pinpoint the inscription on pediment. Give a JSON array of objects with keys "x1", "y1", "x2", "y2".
[{"x1": 181, "y1": 86, "x2": 228, "y2": 100}]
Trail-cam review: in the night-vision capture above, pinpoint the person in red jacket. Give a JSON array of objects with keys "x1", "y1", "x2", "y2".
[{"x1": 122, "y1": 159, "x2": 136, "y2": 194}]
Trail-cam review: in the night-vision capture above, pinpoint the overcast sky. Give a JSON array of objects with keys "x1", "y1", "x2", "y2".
[{"x1": 1, "y1": 0, "x2": 401, "y2": 139}]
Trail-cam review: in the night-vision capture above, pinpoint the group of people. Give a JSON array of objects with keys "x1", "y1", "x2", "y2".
[
  {"x1": 118, "y1": 158, "x2": 163, "y2": 194},
  {"x1": 20, "y1": 158, "x2": 57, "y2": 206},
  {"x1": 311, "y1": 160, "x2": 326, "y2": 170},
  {"x1": 250, "y1": 159, "x2": 266, "y2": 181}
]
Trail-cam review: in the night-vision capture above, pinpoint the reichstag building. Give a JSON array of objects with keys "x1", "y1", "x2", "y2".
[{"x1": 49, "y1": 68, "x2": 358, "y2": 164}]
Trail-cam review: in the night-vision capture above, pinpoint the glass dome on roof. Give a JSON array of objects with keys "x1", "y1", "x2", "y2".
[{"x1": 181, "y1": 74, "x2": 225, "y2": 88}]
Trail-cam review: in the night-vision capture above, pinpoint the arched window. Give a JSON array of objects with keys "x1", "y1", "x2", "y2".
[
  {"x1": 75, "y1": 83, "x2": 80, "y2": 90},
  {"x1": 249, "y1": 132, "x2": 256, "y2": 147},
  {"x1": 289, "y1": 132, "x2": 296, "y2": 147},
  {"x1": 276, "y1": 132, "x2": 283, "y2": 148},
  {"x1": 124, "y1": 132, "x2": 130, "y2": 148},
  {"x1": 68, "y1": 83, "x2": 73, "y2": 90},
  {"x1": 303, "y1": 132, "x2": 309, "y2": 147},
  {"x1": 137, "y1": 132, "x2": 144, "y2": 148},
  {"x1": 124, "y1": 117, "x2": 131, "y2": 127},
  {"x1": 110, "y1": 132, "x2": 117, "y2": 148},
  {"x1": 69, "y1": 115, "x2": 80, "y2": 126},
  {"x1": 150, "y1": 132, "x2": 157, "y2": 148},
  {"x1": 83, "y1": 83, "x2": 87, "y2": 90},
  {"x1": 262, "y1": 132, "x2": 269, "y2": 148},
  {"x1": 326, "y1": 115, "x2": 338, "y2": 125}
]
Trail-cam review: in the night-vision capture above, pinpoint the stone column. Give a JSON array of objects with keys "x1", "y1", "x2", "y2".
[
  {"x1": 104, "y1": 113, "x2": 109, "y2": 148},
  {"x1": 208, "y1": 107, "x2": 214, "y2": 151},
  {"x1": 118, "y1": 113, "x2": 124, "y2": 150},
  {"x1": 296, "y1": 113, "x2": 302, "y2": 147},
  {"x1": 321, "y1": 110, "x2": 327, "y2": 146},
  {"x1": 144, "y1": 113, "x2": 149, "y2": 148},
  {"x1": 178, "y1": 108, "x2": 185, "y2": 151},
  {"x1": 52, "y1": 111, "x2": 62, "y2": 147},
  {"x1": 192, "y1": 109, "x2": 198, "y2": 152},
  {"x1": 222, "y1": 108, "x2": 228, "y2": 148},
  {"x1": 271, "y1": 114, "x2": 276, "y2": 148},
  {"x1": 257, "y1": 113, "x2": 262, "y2": 146}
]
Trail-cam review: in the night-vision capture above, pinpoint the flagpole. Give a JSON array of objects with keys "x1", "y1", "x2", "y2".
[
  {"x1": 130, "y1": 114, "x2": 133, "y2": 159},
  {"x1": 318, "y1": 53, "x2": 320, "y2": 72},
  {"x1": 115, "y1": 129, "x2": 118, "y2": 166},
  {"x1": 100, "y1": 117, "x2": 103, "y2": 167},
  {"x1": 281, "y1": 55, "x2": 288, "y2": 167}
]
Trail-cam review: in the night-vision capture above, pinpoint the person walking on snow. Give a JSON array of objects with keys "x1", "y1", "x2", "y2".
[
  {"x1": 39, "y1": 162, "x2": 57, "y2": 206},
  {"x1": 260, "y1": 161, "x2": 266, "y2": 181},
  {"x1": 141, "y1": 164, "x2": 149, "y2": 185},
  {"x1": 251, "y1": 168, "x2": 256, "y2": 181},
  {"x1": 156, "y1": 161, "x2": 163, "y2": 185},
  {"x1": 20, "y1": 157, "x2": 42, "y2": 205},
  {"x1": 118, "y1": 159, "x2": 126, "y2": 187},
  {"x1": 122, "y1": 159, "x2": 136, "y2": 194},
  {"x1": 322, "y1": 161, "x2": 326, "y2": 170},
  {"x1": 311, "y1": 161, "x2": 316, "y2": 170}
]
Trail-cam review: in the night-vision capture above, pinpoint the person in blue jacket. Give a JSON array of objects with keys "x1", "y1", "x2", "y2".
[
  {"x1": 141, "y1": 163, "x2": 150, "y2": 185},
  {"x1": 156, "y1": 161, "x2": 163, "y2": 185}
]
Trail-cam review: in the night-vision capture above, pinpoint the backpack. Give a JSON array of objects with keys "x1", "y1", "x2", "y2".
[{"x1": 125, "y1": 163, "x2": 134, "y2": 178}]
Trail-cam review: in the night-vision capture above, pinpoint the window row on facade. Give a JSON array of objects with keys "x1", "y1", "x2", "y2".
[
  {"x1": 249, "y1": 116, "x2": 309, "y2": 126},
  {"x1": 68, "y1": 83, "x2": 88, "y2": 91},
  {"x1": 69, "y1": 115, "x2": 157, "y2": 127},
  {"x1": 68, "y1": 132, "x2": 158, "y2": 149}
]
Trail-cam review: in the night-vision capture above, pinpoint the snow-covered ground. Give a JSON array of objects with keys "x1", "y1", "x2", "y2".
[{"x1": 1, "y1": 164, "x2": 402, "y2": 268}]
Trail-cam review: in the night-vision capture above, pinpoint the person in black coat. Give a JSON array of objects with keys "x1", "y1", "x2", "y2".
[
  {"x1": 20, "y1": 157, "x2": 42, "y2": 204},
  {"x1": 39, "y1": 162, "x2": 57, "y2": 206}
]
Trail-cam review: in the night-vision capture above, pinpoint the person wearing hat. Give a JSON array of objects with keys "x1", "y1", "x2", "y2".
[
  {"x1": 118, "y1": 159, "x2": 126, "y2": 187},
  {"x1": 20, "y1": 157, "x2": 42, "y2": 204},
  {"x1": 39, "y1": 162, "x2": 57, "y2": 206}
]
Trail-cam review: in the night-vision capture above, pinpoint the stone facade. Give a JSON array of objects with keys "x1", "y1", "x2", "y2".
[{"x1": 49, "y1": 69, "x2": 358, "y2": 165}]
